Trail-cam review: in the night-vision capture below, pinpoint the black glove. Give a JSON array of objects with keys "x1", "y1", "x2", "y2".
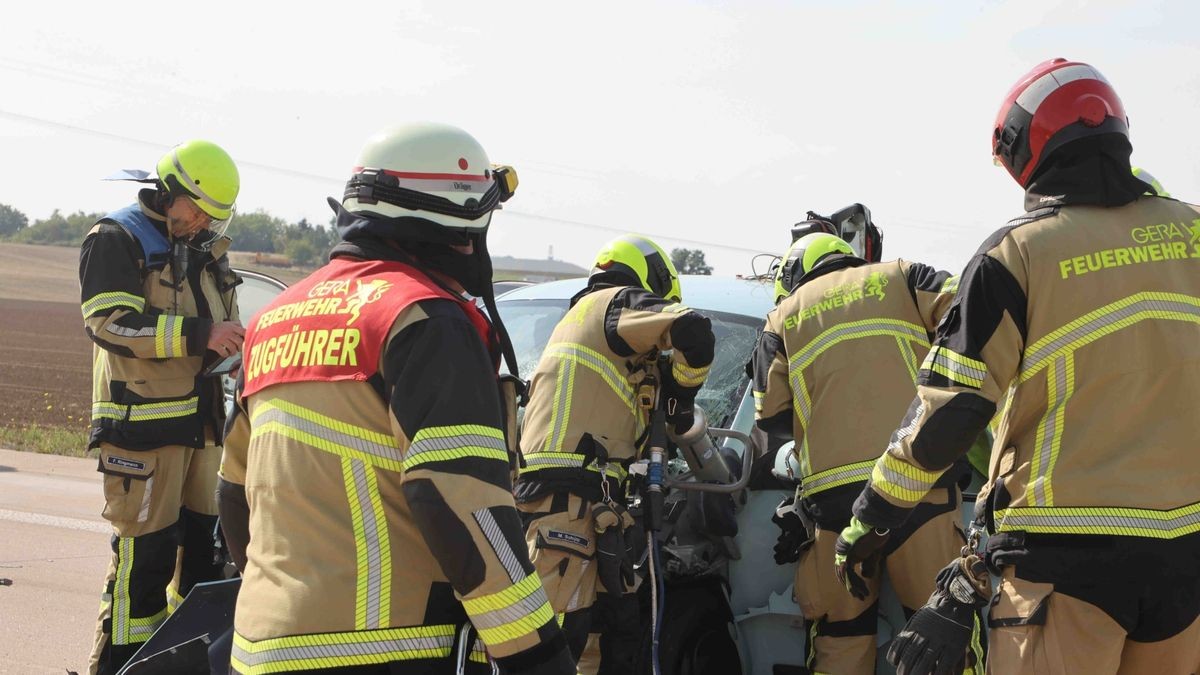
[
  {"x1": 771, "y1": 496, "x2": 812, "y2": 565},
  {"x1": 833, "y1": 516, "x2": 890, "y2": 600},
  {"x1": 886, "y1": 555, "x2": 989, "y2": 675},
  {"x1": 592, "y1": 502, "x2": 635, "y2": 596}
]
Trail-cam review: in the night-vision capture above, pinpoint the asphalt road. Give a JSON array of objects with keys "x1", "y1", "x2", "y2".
[{"x1": 0, "y1": 448, "x2": 108, "y2": 675}]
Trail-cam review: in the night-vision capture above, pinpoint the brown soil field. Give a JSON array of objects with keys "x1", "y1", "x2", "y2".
[
  {"x1": 0, "y1": 242, "x2": 312, "y2": 436},
  {"x1": 0, "y1": 296, "x2": 93, "y2": 430}
]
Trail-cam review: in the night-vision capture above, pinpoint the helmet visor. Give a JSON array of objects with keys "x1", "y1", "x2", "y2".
[{"x1": 187, "y1": 205, "x2": 235, "y2": 252}]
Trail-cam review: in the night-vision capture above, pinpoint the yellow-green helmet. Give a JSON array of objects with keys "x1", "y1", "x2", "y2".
[
  {"x1": 1132, "y1": 166, "x2": 1170, "y2": 198},
  {"x1": 773, "y1": 232, "x2": 855, "y2": 304},
  {"x1": 156, "y1": 140, "x2": 240, "y2": 221},
  {"x1": 590, "y1": 234, "x2": 682, "y2": 302}
]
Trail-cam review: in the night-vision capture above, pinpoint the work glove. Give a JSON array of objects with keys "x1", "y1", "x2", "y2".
[
  {"x1": 887, "y1": 555, "x2": 990, "y2": 675},
  {"x1": 771, "y1": 496, "x2": 813, "y2": 565},
  {"x1": 833, "y1": 516, "x2": 890, "y2": 600},
  {"x1": 593, "y1": 501, "x2": 635, "y2": 596}
]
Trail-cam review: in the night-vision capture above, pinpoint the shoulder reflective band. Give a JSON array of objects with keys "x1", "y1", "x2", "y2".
[
  {"x1": 82, "y1": 291, "x2": 146, "y2": 318},
  {"x1": 250, "y1": 398, "x2": 403, "y2": 471}
]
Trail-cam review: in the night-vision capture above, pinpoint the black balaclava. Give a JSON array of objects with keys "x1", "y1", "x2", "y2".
[
  {"x1": 329, "y1": 198, "x2": 520, "y2": 381},
  {"x1": 1024, "y1": 133, "x2": 1148, "y2": 211}
]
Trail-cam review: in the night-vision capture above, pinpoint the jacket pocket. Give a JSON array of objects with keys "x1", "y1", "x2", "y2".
[
  {"x1": 988, "y1": 571, "x2": 1052, "y2": 628},
  {"x1": 98, "y1": 446, "x2": 157, "y2": 525},
  {"x1": 528, "y1": 508, "x2": 598, "y2": 613}
]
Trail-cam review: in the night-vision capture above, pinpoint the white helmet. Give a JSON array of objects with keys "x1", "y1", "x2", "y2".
[{"x1": 342, "y1": 122, "x2": 516, "y2": 232}]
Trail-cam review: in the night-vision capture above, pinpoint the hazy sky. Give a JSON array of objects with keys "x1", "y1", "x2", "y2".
[{"x1": 1, "y1": 0, "x2": 1196, "y2": 276}]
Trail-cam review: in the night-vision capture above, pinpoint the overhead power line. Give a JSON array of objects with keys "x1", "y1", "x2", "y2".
[{"x1": 0, "y1": 108, "x2": 772, "y2": 255}]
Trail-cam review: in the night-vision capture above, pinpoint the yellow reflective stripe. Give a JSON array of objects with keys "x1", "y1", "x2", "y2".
[
  {"x1": 790, "y1": 318, "x2": 929, "y2": 371},
  {"x1": 112, "y1": 537, "x2": 134, "y2": 645},
  {"x1": 1027, "y1": 353, "x2": 1074, "y2": 507},
  {"x1": 469, "y1": 643, "x2": 489, "y2": 663},
  {"x1": 166, "y1": 582, "x2": 184, "y2": 616},
  {"x1": 520, "y1": 452, "x2": 628, "y2": 482},
  {"x1": 672, "y1": 361, "x2": 709, "y2": 388},
  {"x1": 127, "y1": 606, "x2": 168, "y2": 640},
  {"x1": 896, "y1": 337, "x2": 918, "y2": 383},
  {"x1": 544, "y1": 360, "x2": 577, "y2": 453},
  {"x1": 154, "y1": 315, "x2": 185, "y2": 358},
  {"x1": 870, "y1": 452, "x2": 943, "y2": 505},
  {"x1": 231, "y1": 625, "x2": 457, "y2": 674},
  {"x1": 788, "y1": 368, "x2": 813, "y2": 477},
  {"x1": 461, "y1": 571, "x2": 555, "y2": 645},
  {"x1": 92, "y1": 397, "x2": 199, "y2": 423},
  {"x1": 752, "y1": 389, "x2": 765, "y2": 413},
  {"x1": 941, "y1": 275, "x2": 961, "y2": 294},
  {"x1": 82, "y1": 291, "x2": 145, "y2": 318},
  {"x1": 1022, "y1": 292, "x2": 1200, "y2": 380},
  {"x1": 545, "y1": 342, "x2": 636, "y2": 413},
  {"x1": 802, "y1": 459, "x2": 876, "y2": 496},
  {"x1": 997, "y1": 502, "x2": 1200, "y2": 538},
  {"x1": 250, "y1": 399, "x2": 403, "y2": 471},
  {"x1": 921, "y1": 347, "x2": 987, "y2": 388},
  {"x1": 404, "y1": 424, "x2": 509, "y2": 471},
  {"x1": 343, "y1": 458, "x2": 391, "y2": 630},
  {"x1": 661, "y1": 303, "x2": 691, "y2": 314}
]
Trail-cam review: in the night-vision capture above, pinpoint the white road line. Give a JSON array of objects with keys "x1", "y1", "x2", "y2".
[{"x1": 0, "y1": 508, "x2": 110, "y2": 534}]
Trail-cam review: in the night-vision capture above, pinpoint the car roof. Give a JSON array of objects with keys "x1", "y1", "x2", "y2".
[{"x1": 497, "y1": 275, "x2": 775, "y2": 319}]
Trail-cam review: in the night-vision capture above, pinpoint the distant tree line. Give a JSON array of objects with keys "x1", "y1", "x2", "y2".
[{"x1": 0, "y1": 202, "x2": 338, "y2": 266}]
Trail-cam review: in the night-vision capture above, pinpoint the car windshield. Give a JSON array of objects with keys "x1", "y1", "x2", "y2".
[{"x1": 495, "y1": 299, "x2": 761, "y2": 429}]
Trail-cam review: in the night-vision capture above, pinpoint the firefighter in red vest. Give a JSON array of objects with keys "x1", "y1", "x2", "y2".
[{"x1": 218, "y1": 122, "x2": 573, "y2": 674}]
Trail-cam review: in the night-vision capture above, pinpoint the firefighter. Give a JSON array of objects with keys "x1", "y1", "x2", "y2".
[
  {"x1": 514, "y1": 234, "x2": 715, "y2": 668},
  {"x1": 837, "y1": 58, "x2": 1200, "y2": 674},
  {"x1": 1133, "y1": 166, "x2": 1171, "y2": 198},
  {"x1": 80, "y1": 139, "x2": 242, "y2": 675},
  {"x1": 217, "y1": 122, "x2": 572, "y2": 674},
  {"x1": 752, "y1": 229, "x2": 975, "y2": 674}
]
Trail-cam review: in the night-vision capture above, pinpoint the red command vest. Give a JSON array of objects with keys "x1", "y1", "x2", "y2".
[{"x1": 242, "y1": 257, "x2": 495, "y2": 398}]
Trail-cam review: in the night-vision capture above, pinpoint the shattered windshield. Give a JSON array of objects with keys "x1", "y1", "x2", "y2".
[{"x1": 495, "y1": 300, "x2": 760, "y2": 429}]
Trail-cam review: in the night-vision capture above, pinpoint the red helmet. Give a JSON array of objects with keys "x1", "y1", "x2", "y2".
[{"x1": 992, "y1": 58, "x2": 1129, "y2": 187}]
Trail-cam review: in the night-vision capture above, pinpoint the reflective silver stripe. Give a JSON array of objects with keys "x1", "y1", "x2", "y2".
[
  {"x1": 172, "y1": 149, "x2": 233, "y2": 211},
  {"x1": 792, "y1": 320, "x2": 928, "y2": 370},
  {"x1": 886, "y1": 402, "x2": 925, "y2": 454},
  {"x1": 232, "y1": 633, "x2": 454, "y2": 669},
  {"x1": 544, "y1": 359, "x2": 576, "y2": 453},
  {"x1": 1030, "y1": 355, "x2": 1069, "y2": 507},
  {"x1": 254, "y1": 405, "x2": 402, "y2": 465},
  {"x1": 407, "y1": 431, "x2": 507, "y2": 462},
  {"x1": 546, "y1": 343, "x2": 635, "y2": 401},
  {"x1": 874, "y1": 457, "x2": 936, "y2": 493},
  {"x1": 802, "y1": 461, "x2": 874, "y2": 493},
  {"x1": 83, "y1": 291, "x2": 145, "y2": 317},
  {"x1": 922, "y1": 349, "x2": 986, "y2": 387},
  {"x1": 163, "y1": 315, "x2": 181, "y2": 357},
  {"x1": 1015, "y1": 64, "x2": 1105, "y2": 114},
  {"x1": 522, "y1": 453, "x2": 627, "y2": 480},
  {"x1": 999, "y1": 507, "x2": 1200, "y2": 536},
  {"x1": 468, "y1": 584, "x2": 552, "y2": 632},
  {"x1": 1022, "y1": 295, "x2": 1200, "y2": 378},
  {"x1": 474, "y1": 508, "x2": 526, "y2": 584},
  {"x1": 104, "y1": 324, "x2": 157, "y2": 338},
  {"x1": 348, "y1": 459, "x2": 385, "y2": 629}
]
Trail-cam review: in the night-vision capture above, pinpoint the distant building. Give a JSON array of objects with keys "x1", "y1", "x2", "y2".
[{"x1": 492, "y1": 255, "x2": 588, "y2": 282}]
